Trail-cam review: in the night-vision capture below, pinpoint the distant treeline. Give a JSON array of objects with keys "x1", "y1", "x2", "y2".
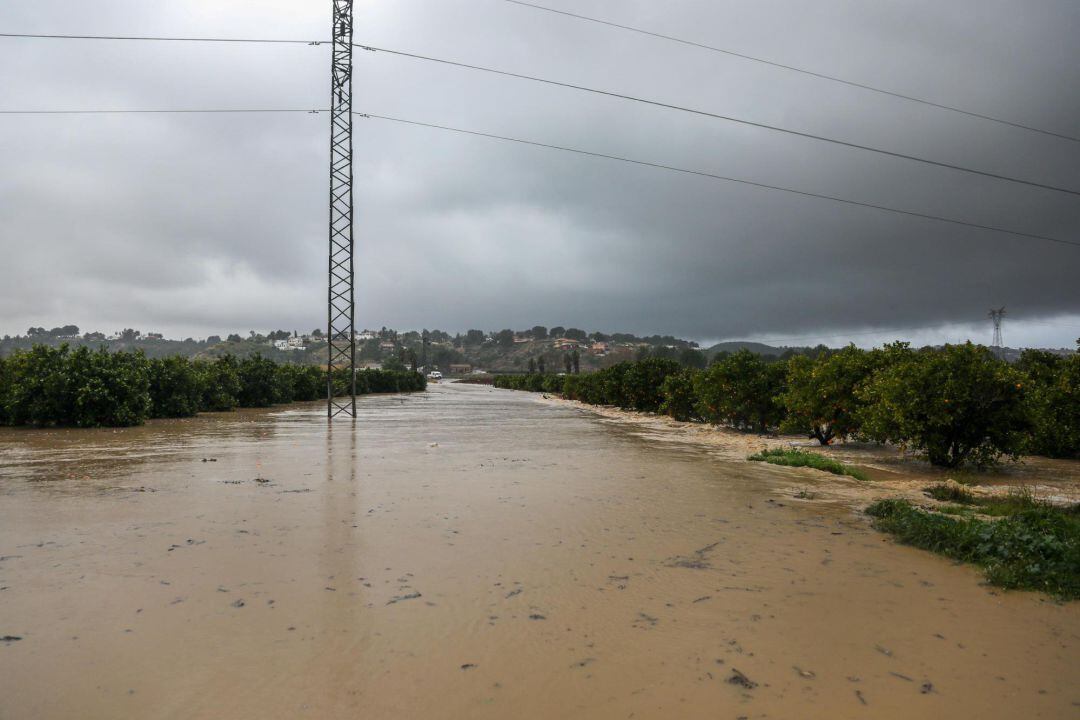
[
  {"x1": 0, "y1": 345, "x2": 425, "y2": 428},
  {"x1": 494, "y1": 343, "x2": 1079, "y2": 468}
]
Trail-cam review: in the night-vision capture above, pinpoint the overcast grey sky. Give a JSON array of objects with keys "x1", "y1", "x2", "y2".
[{"x1": 1, "y1": 0, "x2": 1078, "y2": 348}]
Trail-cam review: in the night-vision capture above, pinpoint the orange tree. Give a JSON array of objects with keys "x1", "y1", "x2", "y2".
[
  {"x1": 857, "y1": 343, "x2": 1029, "y2": 467},
  {"x1": 781, "y1": 345, "x2": 886, "y2": 445},
  {"x1": 621, "y1": 358, "x2": 682, "y2": 412},
  {"x1": 1016, "y1": 347, "x2": 1080, "y2": 459},
  {"x1": 694, "y1": 350, "x2": 787, "y2": 432}
]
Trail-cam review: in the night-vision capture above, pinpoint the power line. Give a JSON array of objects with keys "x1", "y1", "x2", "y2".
[
  {"x1": 0, "y1": 108, "x2": 324, "y2": 115},
  {"x1": 0, "y1": 32, "x2": 321, "y2": 45},
  {"x1": 5, "y1": 31, "x2": 1077, "y2": 195},
  {"x1": 353, "y1": 43, "x2": 1080, "y2": 198},
  {"x1": 500, "y1": 0, "x2": 1080, "y2": 144},
  {"x1": 354, "y1": 112, "x2": 1079, "y2": 249},
  {"x1": 2, "y1": 106, "x2": 1074, "y2": 248},
  {"x1": 354, "y1": 112, "x2": 1078, "y2": 249}
]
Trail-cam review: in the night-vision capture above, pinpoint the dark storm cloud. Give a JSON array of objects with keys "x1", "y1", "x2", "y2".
[{"x1": 1, "y1": 0, "x2": 1078, "y2": 346}]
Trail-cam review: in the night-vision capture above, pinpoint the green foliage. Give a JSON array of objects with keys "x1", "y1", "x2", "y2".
[
  {"x1": 866, "y1": 498, "x2": 1080, "y2": 599},
  {"x1": 0, "y1": 344, "x2": 150, "y2": 427},
  {"x1": 65, "y1": 346, "x2": 151, "y2": 427},
  {"x1": 281, "y1": 364, "x2": 324, "y2": 402},
  {"x1": 1017, "y1": 349, "x2": 1080, "y2": 459},
  {"x1": 1, "y1": 344, "x2": 72, "y2": 425},
  {"x1": 621, "y1": 358, "x2": 682, "y2": 413},
  {"x1": 0, "y1": 345, "x2": 425, "y2": 428},
  {"x1": 561, "y1": 362, "x2": 632, "y2": 406},
  {"x1": 659, "y1": 369, "x2": 701, "y2": 421},
  {"x1": 148, "y1": 356, "x2": 204, "y2": 418},
  {"x1": 678, "y1": 347, "x2": 707, "y2": 369},
  {"x1": 236, "y1": 355, "x2": 280, "y2": 408},
  {"x1": 694, "y1": 350, "x2": 787, "y2": 432},
  {"x1": 494, "y1": 329, "x2": 515, "y2": 347},
  {"x1": 781, "y1": 345, "x2": 883, "y2": 444},
  {"x1": 0, "y1": 354, "x2": 10, "y2": 423},
  {"x1": 492, "y1": 373, "x2": 564, "y2": 393},
  {"x1": 857, "y1": 343, "x2": 1030, "y2": 467},
  {"x1": 541, "y1": 374, "x2": 565, "y2": 393},
  {"x1": 195, "y1": 355, "x2": 241, "y2": 412},
  {"x1": 748, "y1": 448, "x2": 867, "y2": 480},
  {"x1": 381, "y1": 354, "x2": 408, "y2": 373}
]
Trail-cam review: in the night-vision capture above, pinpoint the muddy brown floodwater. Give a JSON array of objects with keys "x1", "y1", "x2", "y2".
[{"x1": 1, "y1": 383, "x2": 1077, "y2": 719}]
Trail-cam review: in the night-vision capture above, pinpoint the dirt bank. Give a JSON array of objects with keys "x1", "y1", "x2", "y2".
[{"x1": 535, "y1": 394, "x2": 1080, "y2": 511}]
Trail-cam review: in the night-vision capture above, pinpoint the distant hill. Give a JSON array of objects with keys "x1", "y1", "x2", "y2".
[{"x1": 705, "y1": 341, "x2": 786, "y2": 357}]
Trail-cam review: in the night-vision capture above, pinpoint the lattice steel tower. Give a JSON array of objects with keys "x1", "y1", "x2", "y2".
[
  {"x1": 327, "y1": 0, "x2": 356, "y2": 417},
  {"x1": 989, "y1": 306, "x2": 1006, "y2": 349}
]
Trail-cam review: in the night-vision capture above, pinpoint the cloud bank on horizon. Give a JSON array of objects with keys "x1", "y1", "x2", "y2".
[{"x1": 1, "y1": 0, "x2": 1078, "y2": 348}]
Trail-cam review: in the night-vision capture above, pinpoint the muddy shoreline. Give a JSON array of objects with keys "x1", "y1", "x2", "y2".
[{"x1": 533, "y1": 393, "x2": 1080, "y2": 510}]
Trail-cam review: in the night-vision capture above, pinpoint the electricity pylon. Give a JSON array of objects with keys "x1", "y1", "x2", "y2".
[
  {"x1": 327, "y1": 0, "x2": 356, "y2": 417},
  {"x1": 989, "y1": 306, "x2": 1006, "y2": 349}
]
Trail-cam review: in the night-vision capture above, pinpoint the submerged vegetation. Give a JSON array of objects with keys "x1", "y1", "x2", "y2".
[
  {"x1": 922, "y1": 484, "x2": 1074, "y2": 518},
  {"x1": 866, "y1": 496, "x2": 1080, "y2": 600},
  {"x1": 748, "y1": 448, "x2": 868, "y2": 481},
  {"x1": 0, "y1": 344, "x2": 425, "y2": 428},
  {"x1": 494, "y1": 341, "x2": 1079, "y2": 468}
]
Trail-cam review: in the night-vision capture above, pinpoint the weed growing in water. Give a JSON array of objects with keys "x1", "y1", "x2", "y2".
[{"x1": 748, "y1": 448, "x2": 867, "y2": 481}]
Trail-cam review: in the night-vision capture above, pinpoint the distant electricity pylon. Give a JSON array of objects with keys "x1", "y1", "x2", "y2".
[
  {"x1": 989, "y1": 306, "x2": 1006, "y2": 349},
  {"x1": 327, "y1": 0, "x2": 356, "y2": 417}
]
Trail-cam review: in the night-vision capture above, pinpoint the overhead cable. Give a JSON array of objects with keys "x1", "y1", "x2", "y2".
[
  {"x1": 353, "y1": 111, "x2": 1080, "y2": 249},
  {"x1": 4, "y1": 31, "x2": 1076, "y2": 194},
  {"x1": 353, "y1": 43, "x2": 1080, "y2": 198},
  {"x1": 2, "y1": 106, "x2": 1074, "y2": 248},
  {"x1": 500, "y1": 0, "x2": 1080, "y2": 143}
]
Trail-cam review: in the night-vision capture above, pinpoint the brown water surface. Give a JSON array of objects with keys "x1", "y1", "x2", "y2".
[{"x1": 1, "y1": 383, "x2": 1077, "y2": 719}]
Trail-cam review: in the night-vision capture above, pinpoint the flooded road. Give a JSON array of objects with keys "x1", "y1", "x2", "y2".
[{"x1": 1, "y1": 383, "x2": 1077, "y2": 719}]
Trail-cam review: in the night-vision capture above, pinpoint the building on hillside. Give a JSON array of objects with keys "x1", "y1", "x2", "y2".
[
  {"x1": 553, "y1": 338, "x2": 580, "y2": 350},
  {"x1": 379, "y1": 340, "x2": 396, "y2": 350},
  {"x1": 356, "y1": 330, "x2": 377, "y2": 341},
  {"x1": 513, "y1": 336, "x2": 532, "y2": 344},
  {"x1": 273, "y1": 339, "x2": 290, "y2": 351},
  {"x1": 590, "y1": 341, "x2": 610, "y2": 355},
  {"x1": 448, "y1": 363, "x2": 472, "y2": 375},
  {"x1": 145, "y1": 333, "x2": 164, "y2": 340},
  {"x1": 287, "y1": 336, "x2": 306, "y2": 350}
]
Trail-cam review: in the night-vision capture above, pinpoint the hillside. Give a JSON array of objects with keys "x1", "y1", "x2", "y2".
[{"x1": 705, "y1": 340, "x2": 785, "y2": 357}]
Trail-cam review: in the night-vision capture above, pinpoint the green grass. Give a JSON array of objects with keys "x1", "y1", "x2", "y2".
[
  {"x1": 748, "y1": 448, "x2": 867, "y2": 481},
  {"x1": 866, "y1": 497, "x2": 1080, "y2": 600}
]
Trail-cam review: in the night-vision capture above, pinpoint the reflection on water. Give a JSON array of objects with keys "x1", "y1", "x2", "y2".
[{"x1": 0, "y1": 383, "x2": 1076, "y2": 720}]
